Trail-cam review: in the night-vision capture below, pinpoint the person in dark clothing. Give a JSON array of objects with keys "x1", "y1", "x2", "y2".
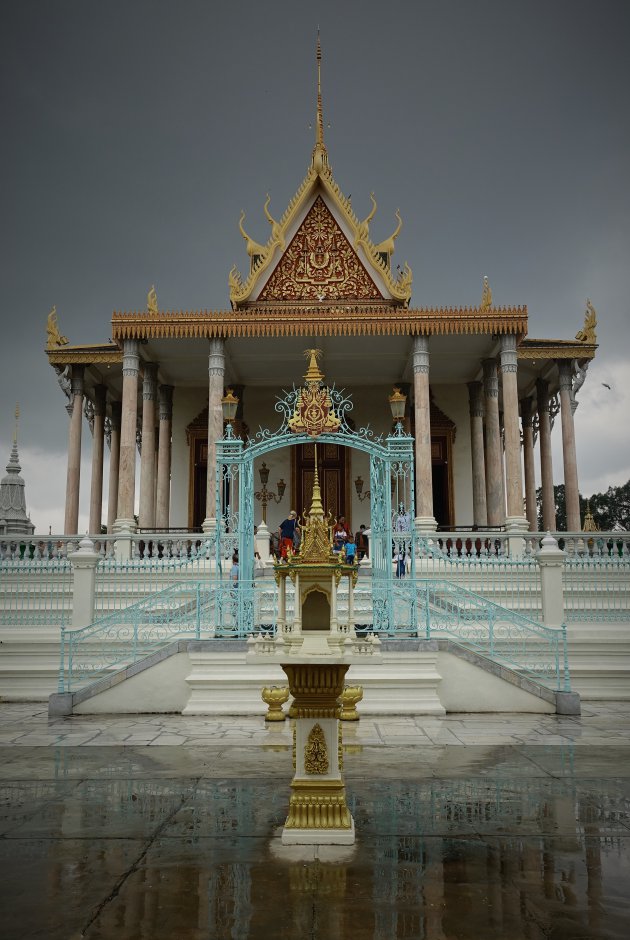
[{"x1": 278, "y1": 511, "x2": 298, "y2": 560}]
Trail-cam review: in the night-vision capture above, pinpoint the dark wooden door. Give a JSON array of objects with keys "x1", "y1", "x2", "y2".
[{"x1": 294, "y1": 442, "x2": 348, "y2": 527}]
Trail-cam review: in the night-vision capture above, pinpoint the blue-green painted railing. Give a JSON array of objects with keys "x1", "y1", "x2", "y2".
[
  {"x1": 59, "y1": 574, "x2": 568, "y2": 695},
  {"x1": 58, "y1": 579, "x2": 277, "y2": 693},
  {"x1": 381, "y1": 577, "x2": 569, "y2": 692}
]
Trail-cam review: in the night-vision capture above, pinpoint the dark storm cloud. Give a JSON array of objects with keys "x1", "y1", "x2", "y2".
[{"x1": 1, "y1": 0, "x2": 629, "y2": 529}]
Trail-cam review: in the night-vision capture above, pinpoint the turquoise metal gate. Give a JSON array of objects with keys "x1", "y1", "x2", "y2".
[{"x1": 214, "y1": 382, "x2": 415, "y2": 633}]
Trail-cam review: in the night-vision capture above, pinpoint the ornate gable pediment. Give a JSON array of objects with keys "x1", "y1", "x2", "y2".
[{"x1": 258, "y1": 196, "x2": 383, "y2": 303}]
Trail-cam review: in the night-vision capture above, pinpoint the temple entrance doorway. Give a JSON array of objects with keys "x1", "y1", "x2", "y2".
[{"x1": 293, "y1": 442, "x2": 349, "y2": 529}]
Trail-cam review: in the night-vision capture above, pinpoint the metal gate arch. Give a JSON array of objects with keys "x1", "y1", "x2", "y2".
[{"x1": 214, "y1": 385, "x2": 415, "y2": 633}]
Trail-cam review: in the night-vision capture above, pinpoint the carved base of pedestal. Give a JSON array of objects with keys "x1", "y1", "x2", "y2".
[{"x1": 282, "y1": 818, "x2": 355, "y2": 845}]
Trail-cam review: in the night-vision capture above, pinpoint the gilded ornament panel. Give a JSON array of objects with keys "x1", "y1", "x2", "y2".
[{"x1": 259, "y1": 197, "x2": 382, "y2": 302}]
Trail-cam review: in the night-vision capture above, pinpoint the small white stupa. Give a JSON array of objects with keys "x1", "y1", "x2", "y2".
[{"x1": 0, "y1": 406, "x2": 35, "y2": 538}]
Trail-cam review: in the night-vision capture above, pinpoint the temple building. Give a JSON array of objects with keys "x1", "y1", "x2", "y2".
[{"x1": 46, "y1": 43, "x2": 597, "y2": 542}]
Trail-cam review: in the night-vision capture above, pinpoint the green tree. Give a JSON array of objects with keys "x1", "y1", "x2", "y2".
[{"x1": 536, "y1": 480, "x2": 630, "y2": 531}]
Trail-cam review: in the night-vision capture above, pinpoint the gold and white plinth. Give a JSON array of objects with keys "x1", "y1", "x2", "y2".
[{"x1": 281, "y1": 662, "x2": 354, "y2": 845}]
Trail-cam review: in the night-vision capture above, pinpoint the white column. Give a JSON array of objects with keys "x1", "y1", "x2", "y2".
[
  {"x1": 106, "y1": 401, "x2": 121, "y2": 534},
  {"x1": 68, "y1": 536, "x2": 100, "y2": 629},
  {"x1": 521, "y1": 397, "x2": 537, "y2": 532},
  {"x1": 412, "y1": 336, "x2": 437, "y2": 532},
  {"x1": 558, "y1": 360, "x2": 581, "y2": 532},
  {"x1": 139, "y1": 362, "x2": 158, "y2": 529},
  {"x1": 114, "y1": 339, "x2": 140, "y2": 533},
  {"x1": 467, "y1": 381, "x2": 487, "y2": 527},
  {"x1": 536, "y1": 379, "x2": 556, "y2": 532},
  {"x1": 155, "y1": 385, "x2": 173, "y2": 530},
  {"x1": 535, "y1": 533, "x2": 566, "y2": 628},
  {"x1": 202, "y1": 339, "x2": 225, "y2": 534},
  {"x1": 88, "y1": 384, "x2": 107, "y2": 535},
  {"x1": 500, "y1": 335, "x2": 527, "y2": 528},
  {"x1": 483, "y1": 359, "x2": 504, "y2": 526},
  {"x1": 64, "y1": 365, "x2": 84, "y2": 535}
]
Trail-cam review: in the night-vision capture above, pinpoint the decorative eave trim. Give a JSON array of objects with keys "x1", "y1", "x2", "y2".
[
  {"x1": 229, "y1": 164, "x2": 413, "y2": 306},
  {"x1": 112, "y1": 306, "x2": 527, "y2": 340},
  {"x1": 46, "y1": 344, "x2": 122, "y2": 366},
  {"x1": 518, "y1": 340, "x2": 597, "y2": 361}
]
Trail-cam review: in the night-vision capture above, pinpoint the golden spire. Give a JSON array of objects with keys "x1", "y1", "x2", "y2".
[
  {"x1": 311, "y1": 32, "x2": 329, "y2": 172},
  {"x1": 303, "y1": 347, "x2": 324, "y2": 385},
  {"x1": 309, "y1": 444, "x2": 325, "y2": 518},
  {"x1": 13, "y1": 403, "x2": 19, "y2": 444}
]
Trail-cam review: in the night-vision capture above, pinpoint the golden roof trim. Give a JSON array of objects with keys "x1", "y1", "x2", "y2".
[
  {"x1": 46, "y1": 343, "x2": 122, "y2": 365},
  {"x1": 111, "y1": 306, "x2": 528, "y2": 340},
  {"x1": 228, "y1": 166, "x2": 413, "y2": 306},
  {"x1": 518, "y1": 338, "x2": 597, "y2": 360}
]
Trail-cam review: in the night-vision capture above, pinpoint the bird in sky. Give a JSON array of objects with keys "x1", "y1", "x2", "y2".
[{"x1": 602, "y1": 383, "x2": 612, "y2": 390}]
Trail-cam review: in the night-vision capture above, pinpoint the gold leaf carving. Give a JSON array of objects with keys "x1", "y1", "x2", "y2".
[
  {"x1": 259, "y1": 197, "x2": 382, "y2": 302},
  {"x1": 304, "y1": 722, "x2": 329, "y2": 774}
]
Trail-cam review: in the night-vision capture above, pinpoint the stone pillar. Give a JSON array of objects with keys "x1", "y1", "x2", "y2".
[
  {"x1": 558, "y1": 360, "x2": 581, "y2": 532},
  {"x1": 412, "y1": 336, "x2": 436, "y2": 531},
  {"x1": 500, "y1": 335, "x2": 526, "y2": 527},
  {"x1": 114, "y1": 339, "x2": 140, "y2": 532},
  {"x1": 64, "y1": 365, "x2": 84, "y2": 535},
  {"x1": 107, "y1": 401, "x2": 121, "y2": 534},
  {"x1": 156, "y1": 385, "x2": 173, "y2": 531},
  {"x1": 536, "y1": 379, "x2": 556, "y2": 531},
  {"x1": 482, "y1": 359, "x2": 504, "y2": 526},
  {"x1": 203, "y1": 339, "x2": 225, "y2": 534},
  {"x1": 467, "y1": 381, "x2": 487, "y2": 527},
  {"x1": 88, "y1": 385, "x2": 107, "y2": 535},
  {"x1": 521, "y1": 397, "x2": 537, "y2": 532},
  {"x1": 68, "y1": 535, "x2": 100, "y2": 628},
  {"x1": 138, "y1": 362, "x2": 158, "y2": 529},
  {"x1": 535, "y1": 533, "x2": 565, "y2": 628}
]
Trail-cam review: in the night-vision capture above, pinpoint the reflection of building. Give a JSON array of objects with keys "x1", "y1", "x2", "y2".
[{"x1": 46, "y1": 43, "x2": 596, "y2": 539}]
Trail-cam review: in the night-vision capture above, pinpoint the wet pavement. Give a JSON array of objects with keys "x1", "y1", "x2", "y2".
[{"x1": 1, "y1": 703, "x2": 629, "y2": 939}]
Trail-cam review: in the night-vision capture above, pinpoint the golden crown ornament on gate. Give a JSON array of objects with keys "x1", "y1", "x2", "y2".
[{"x1": 289, "y1": 349, "x2": 341, "y2": 438}]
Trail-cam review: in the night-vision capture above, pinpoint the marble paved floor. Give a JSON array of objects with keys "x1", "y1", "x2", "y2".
[{"x1": 1, "y1": 702, "x2": 629, "y2": 939}]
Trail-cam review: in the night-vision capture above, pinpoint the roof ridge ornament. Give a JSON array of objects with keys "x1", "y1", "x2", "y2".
[
  {"x1": 46, "y1": 305, "x2": 69, "y2": 348},
  {"x1": 147, "y1": 285, "x2": 158, "y2": 315},
  {"x1": 481, "y1": 275, "x2": 493, "y2": 310},
  {"x1": 575, "y1": 299, "x2": 597, "y2": 344}
]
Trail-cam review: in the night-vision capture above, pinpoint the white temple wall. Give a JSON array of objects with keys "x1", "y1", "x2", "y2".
[{"x1": 431, "y1": 384, "x2": 474, "y2": 526}]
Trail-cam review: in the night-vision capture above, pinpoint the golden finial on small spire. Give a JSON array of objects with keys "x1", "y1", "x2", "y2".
[
  {"x1": 303, "y1": 348, "x2": 324, "y2": 385},
  {"x1": 13, "y1": 403, "x2": 19, "y2": 444}
]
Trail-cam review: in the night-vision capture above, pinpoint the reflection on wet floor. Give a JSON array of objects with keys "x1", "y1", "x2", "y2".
[{"x1": 1, "y1": 771, "x2": 629, "y2": 939}]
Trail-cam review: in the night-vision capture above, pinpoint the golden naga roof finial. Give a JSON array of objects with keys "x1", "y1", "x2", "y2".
[
  {"x1": 147, "y1": 285, "x2": 158, "y2": 314},
  {"x1": 311, "y1": 31, "x2": 329, "y2": 173},
  {"x1": 481, "y1": 275, "x2": 493, "y2": 310},
  {"x1": 238, "y1": 210, "x2": 267, "y2": 260},
  {"x1": 374, "y1": 209, "x2": 403, "y2": 258},
  {"x1": 263, "y1": 194, "x2": 284, "y2": 248},
  {"x1": 46, "y1": 305, "x2": 69, "y2": 348},
  {"x1": 356, "y1": 192, "x2": 377, "y2": 244},
  {"x1": 575, "y1": 299, "x2": 597, "y2": 344}
]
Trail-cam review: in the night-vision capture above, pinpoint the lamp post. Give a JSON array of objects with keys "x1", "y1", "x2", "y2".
[
  {"x1": 221, "y1": 388, "x2": 239, "y2": 426},
  {"x1": 254, "y1": 462, "x2": 286, "y2": 525},
  {"x1": 388, "y1": 386, "x2": 407, "y2": 429}
]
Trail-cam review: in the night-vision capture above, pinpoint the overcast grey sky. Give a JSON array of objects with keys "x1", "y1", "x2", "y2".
[{"x1": 1, "y1": 0, "x2": 629, "y2": 533}]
